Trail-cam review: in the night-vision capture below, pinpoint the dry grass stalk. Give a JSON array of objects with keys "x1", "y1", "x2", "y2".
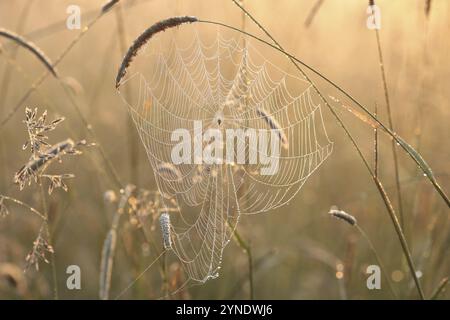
[
  {"x1": 425, "y1": 0, "x2": 432, "y2": 17},
  {"x1": 115, "y1": 16, "x2": 198, "y2": 88},
  {"x1": 370, "y1": 1, "x2": 405, "y2": 229},
  {"x1": 102, "y1": 0, "x2": 120, "y2": 13},
  {"x1": 0, "y1": 195, "x2": 46, "y2": 220},
  {"x1": 0, "y1": 28, "x2": 58, "y2": 77},
  {"x1": 304, "y1": 0, "x2": 325, "y2": 28},
  {"x1": 430, "y1": 277, "x2": 448, "y2": 300},
  {"x1": 228, "y1": 1, "x2": 426, "y2": 299},
  {"x1": 114, "y1": 4, "x2": 140, "y2": 184},
  {"x1": 329, "y1": 95, "x2": 380, "y2": 129}
]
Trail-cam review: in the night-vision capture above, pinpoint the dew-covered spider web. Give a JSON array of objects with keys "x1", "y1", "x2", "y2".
[{"x1": 118, "y1": 25, "x2": 333, "y2": 284}]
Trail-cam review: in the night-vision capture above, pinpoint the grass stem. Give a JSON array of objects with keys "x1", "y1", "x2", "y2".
[
  {"x1": 374, "y1": 27, "x2": 405, "y2": 229},
  {"x1": 233, "y1": 228, "x2": 254, "y2": 300}
]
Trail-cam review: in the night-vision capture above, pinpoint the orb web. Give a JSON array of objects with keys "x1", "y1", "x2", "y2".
[{"x1": 118, "y1": 25, "x2": 333, "y2": 283}]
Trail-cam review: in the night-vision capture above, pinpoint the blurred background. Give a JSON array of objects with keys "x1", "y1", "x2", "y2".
[{"x1": 0, "y1": 0, "x2": 448, "y2": 299}]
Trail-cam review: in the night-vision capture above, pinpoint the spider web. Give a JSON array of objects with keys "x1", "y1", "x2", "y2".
[{"x1": 119, "y1": 25, "x2": 333, "y2": 283}]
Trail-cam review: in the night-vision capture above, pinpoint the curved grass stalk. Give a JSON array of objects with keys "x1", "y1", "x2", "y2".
[
  {"x1": 115, "y1": 4, "x2": 140, "y2": 184},
  {"x1": 0, "y1": 194, "x2": 46, "y2": 220},
  {"x1": 0, "y1": 1, "x2": 120, "y2": 129},
  {"x1": 0, "y1": 28, "x2": 58, "y2": 78},
  {"x1": 0, "y1": 0, "x2": 35, "y2": 111}
]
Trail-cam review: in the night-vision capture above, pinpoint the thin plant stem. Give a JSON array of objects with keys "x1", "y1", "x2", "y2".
[
  {"x1": 0, "y1": 4, "x2": 118, "y2": 128},
  {"x1": 233, "y1": 228, "x2": 254, "y2": 300},
  {"x1": 374, "y1": 25, "x2": 405, "y2": 229},
  {"x1": 0, "y1": 194, "x2": 46, "y2": 220},
  {"x1": 374, "y1": 103, "x2": 378, "y2": 178},
  {"x1": 0, "y1": 0, "x2": 34, "y2": 111},
  {"x1": 115, "y1": 4, "x2": 139, "y2": 184},
  {"x1": 356, "y1": 225, "x2": 397, "y2": 298},
  {"x1": 226, "y1": 0, "x2": 426, "y2": 299},
  {"x1": 372, "y1": 176, "x2": 424, "y2": 299},
  {"x1": 160, "y1": 250, "x2": 169, "y2": 298},
  {"x1": 38, "y1": 178, "x2": 58, "y2": 300},
  {"x1": 430, "y1": 277, "x2": 448, "y2": 300}
]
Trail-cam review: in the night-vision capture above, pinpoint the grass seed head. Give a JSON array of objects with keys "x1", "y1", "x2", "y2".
[
  {"x1": 116, "y1": 16, "x2": 198, "y2": 88},
  {"x1": 329, "y1": 206, "x2": 357, "y2": 226}
]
